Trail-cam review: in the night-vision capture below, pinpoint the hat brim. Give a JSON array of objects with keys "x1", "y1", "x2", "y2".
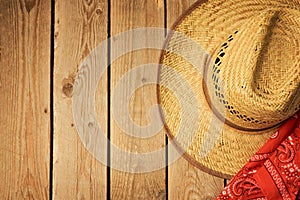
[{"x1": 157, "y1": 0, "x2": 297, "y2": 178}]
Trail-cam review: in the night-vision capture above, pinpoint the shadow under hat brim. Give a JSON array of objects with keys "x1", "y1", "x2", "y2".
[{"x1": 157, "y1": 0, "x2": 298, "y2": 178}]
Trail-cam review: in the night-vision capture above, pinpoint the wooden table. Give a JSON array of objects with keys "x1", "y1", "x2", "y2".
[{"x1": 0, "y1": 0, "x2": 226, "y2": 199}]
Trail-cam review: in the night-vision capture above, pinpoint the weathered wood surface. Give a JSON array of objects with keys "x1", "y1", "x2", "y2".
[
  {"x1": 53, "y1": 0, "x2": 108, "y2": 199},
  {"x1": 167, "y1": 0, "x2": 224, "y2": 199},
  {"x1": 110, "y1": 0, "x2": 166, "y2": 199},
  {"x1": 0, "y1": 0, "x2": 51, "y2": 199},
  {"x1": 0, "y1": 0, "x2": 226, "y2": 199}
]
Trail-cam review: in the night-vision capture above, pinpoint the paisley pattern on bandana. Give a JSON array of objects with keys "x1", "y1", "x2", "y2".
[{"x1": 217, "y1": 111, "x2": 300, "y2": 200}]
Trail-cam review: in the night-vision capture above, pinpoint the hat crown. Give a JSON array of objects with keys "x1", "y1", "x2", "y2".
[{"x1": 206, "y1": 8, "x2": 300, "y2": 130}]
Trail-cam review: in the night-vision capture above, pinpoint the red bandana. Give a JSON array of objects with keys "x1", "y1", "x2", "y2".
[{"x1": 217, "y1": 111, "x2": 300, "y2": 200}]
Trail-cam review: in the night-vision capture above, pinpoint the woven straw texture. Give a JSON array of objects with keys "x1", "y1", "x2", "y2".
[{"x1": 158, "y1": 0, "x2": 300, "y2": 178}]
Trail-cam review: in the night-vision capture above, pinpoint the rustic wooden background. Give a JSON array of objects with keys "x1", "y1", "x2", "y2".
[{"x1": 0, "y1": 0, "x2": 226, "y2": 199}]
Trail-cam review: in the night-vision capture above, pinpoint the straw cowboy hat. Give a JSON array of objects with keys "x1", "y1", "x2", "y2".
[{"x1": 157, "y1": 0, "x2": 300, "y2": 178}]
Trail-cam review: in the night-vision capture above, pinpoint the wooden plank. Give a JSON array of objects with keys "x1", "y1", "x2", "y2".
[
  {"x1": 0, "y1": 0, "x2": 50, "y2": 199},
  {"x1": 166, "y1": 0, "x2": 225, "y2": 199},
  {"x1": 110, "y1": 0, "x2": 166, "y2": 199},
  {"x1": 53, "y1": 0, "x2": 108, "y2": 199}
]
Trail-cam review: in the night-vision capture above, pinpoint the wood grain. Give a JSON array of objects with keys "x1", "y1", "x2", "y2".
[
  {"x1": 53, "y1": 0, "x2": 108, "y2": 199},
  {"x1": 110, "y1": 0, "x2": 166, "y2": 199},
  {"x1": 0, "y1": 0, "x2": 50, "y2": 199},
  {"x1": 166, "y1": 0, "x2": 224, "y2": 199}
]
